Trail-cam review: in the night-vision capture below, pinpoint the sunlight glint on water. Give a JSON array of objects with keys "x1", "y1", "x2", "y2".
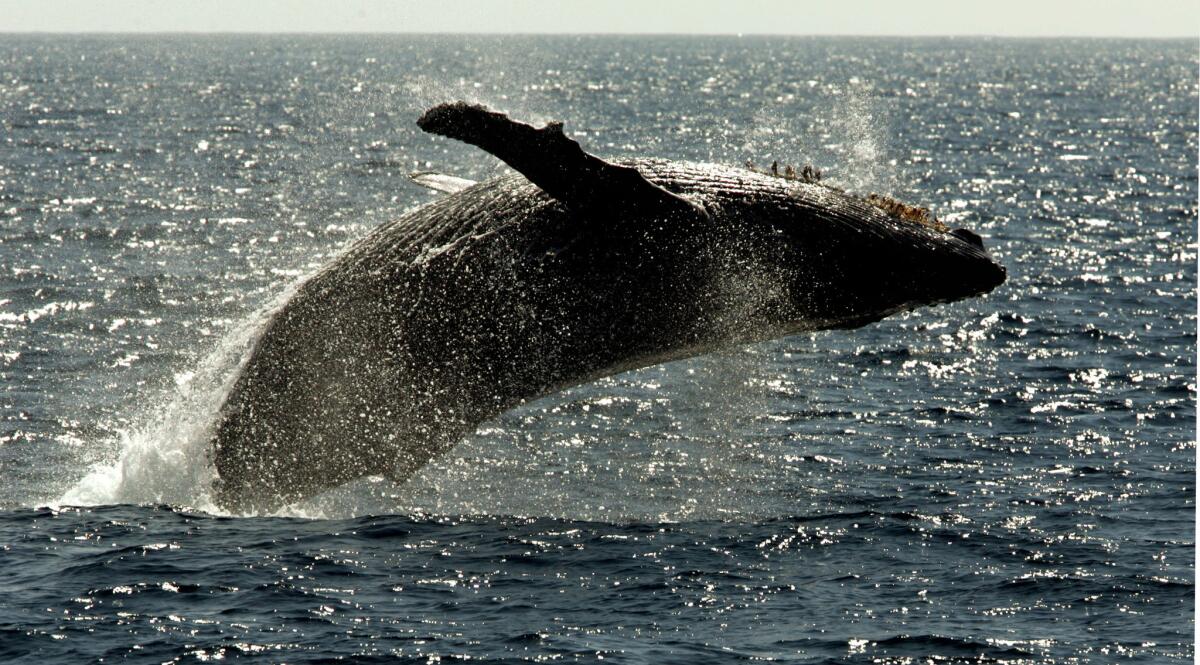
[{"x1": 0, "y1": 35, "x2": 1192, "y2": 663}]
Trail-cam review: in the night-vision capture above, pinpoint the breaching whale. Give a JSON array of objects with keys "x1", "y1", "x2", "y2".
[{"x1": 210, "y1": 102, "x2": 1006, "y2": 513}]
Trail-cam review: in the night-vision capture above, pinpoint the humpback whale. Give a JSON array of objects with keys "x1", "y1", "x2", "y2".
[{"x1": 210, "y1": 102, "x2": 1006, "y2": 513}]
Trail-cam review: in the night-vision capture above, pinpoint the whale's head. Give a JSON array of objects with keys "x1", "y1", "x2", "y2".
[
  {"x1": 695, "y1": 177, "x2": 1008, "y2": 336},
  {"x1": 545, "y1": 161, "x2": 1007, "y2": 364}
]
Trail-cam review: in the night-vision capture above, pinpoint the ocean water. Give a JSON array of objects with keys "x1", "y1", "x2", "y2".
[{"x1": 0, "y1": 35, "x2": 1195, "y2": 663}]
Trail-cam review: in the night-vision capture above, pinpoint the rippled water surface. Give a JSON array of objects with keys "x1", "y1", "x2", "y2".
[{"x1": 0, "y1": 35, "x2": 1195, "y2": 662}]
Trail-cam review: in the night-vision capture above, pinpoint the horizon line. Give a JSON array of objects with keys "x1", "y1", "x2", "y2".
[{"x1": 2, "y1": 31, "x2": 1197, "y2": 40}]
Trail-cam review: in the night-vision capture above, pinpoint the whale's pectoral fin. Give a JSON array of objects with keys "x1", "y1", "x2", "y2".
[
  {"x1": 409, "y1": 171, "x2": 478, "y2": 194},
  {"x1": 417, "y1": 101, "x2": 706, "y2": 220}
]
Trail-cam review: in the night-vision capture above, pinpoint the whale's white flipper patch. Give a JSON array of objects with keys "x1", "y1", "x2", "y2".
[{"x1": 410, "y1": 171, "x2": 478, "y2": 194}]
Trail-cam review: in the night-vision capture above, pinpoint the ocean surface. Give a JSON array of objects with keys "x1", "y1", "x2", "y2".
[{"x1": 0, "y1": 35, "x2": 1195, "y2": 663}]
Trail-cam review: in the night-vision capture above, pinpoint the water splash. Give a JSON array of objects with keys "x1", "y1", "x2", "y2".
[
  {"x1": 741, "y1": 80, "x2": 898, "y2": 196},
  {"x1": 825, "y1": 80, "x2": 897, "y2": 195},
  {"x1": 58, "y1": 286, "x2": 301, "y2": 514}
]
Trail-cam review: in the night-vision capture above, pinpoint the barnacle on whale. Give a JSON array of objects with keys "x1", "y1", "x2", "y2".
[
  {"x1": 863, "y1": 194, "x2": 949, "y2": 232},
  {"x1": 745, "y1": 159, "x2": 821, "y2": 184}
]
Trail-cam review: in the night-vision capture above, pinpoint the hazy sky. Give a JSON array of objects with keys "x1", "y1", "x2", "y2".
[{"x1": 2, "y1": 0, "x2": 1198, "y2": 37}]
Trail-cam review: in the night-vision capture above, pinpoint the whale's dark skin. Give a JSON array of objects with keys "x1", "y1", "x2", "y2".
[{"x1": 210, "y1": 102, "x2": 1006, "y2": 513}]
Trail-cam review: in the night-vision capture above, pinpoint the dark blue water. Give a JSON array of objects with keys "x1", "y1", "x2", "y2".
[{"x1": 1, "y1": 35, "x2": 1195, "y2": 662}]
